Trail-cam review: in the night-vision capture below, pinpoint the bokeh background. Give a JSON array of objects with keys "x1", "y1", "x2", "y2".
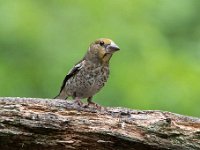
[{"x1": 0, "y1": 0, "x2": 200, "y2": 117}]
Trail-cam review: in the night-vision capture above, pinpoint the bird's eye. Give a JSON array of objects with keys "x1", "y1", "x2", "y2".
[{"x1": 99, "y1": 41, "x2": 104, "y2": 46}]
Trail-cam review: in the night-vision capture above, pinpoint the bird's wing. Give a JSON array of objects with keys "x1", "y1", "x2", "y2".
[{"x1": 59, "y1": 60, "x2": 84, "y2": 93}]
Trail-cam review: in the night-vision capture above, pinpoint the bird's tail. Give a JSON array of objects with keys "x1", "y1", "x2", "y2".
[{"x1": 54, "y1": 91, "x2": 68, "y2": 99}]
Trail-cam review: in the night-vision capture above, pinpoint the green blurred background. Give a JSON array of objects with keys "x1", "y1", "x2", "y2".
[{"x1": 0, "y1": 0, "x2": 200, "y2": 117}]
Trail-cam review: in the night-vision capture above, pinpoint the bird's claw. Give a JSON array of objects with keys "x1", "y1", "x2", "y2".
[
  {"x1": 84, "y1": 101, "x2": 103, "y2": 110},
  {"x1": 73, "y1": 99, "x2": 84, "y2": 106}
]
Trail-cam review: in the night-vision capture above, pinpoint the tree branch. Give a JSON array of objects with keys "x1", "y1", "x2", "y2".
[{"x1": 0, "y1": 97, "x2": 199, "y2": 150}]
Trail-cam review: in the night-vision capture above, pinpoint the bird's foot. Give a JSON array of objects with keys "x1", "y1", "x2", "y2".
[
  {"x1": 84, "y1": 101, "x2": 103, "y2": 110},
  {"x1": 73, "y1": 99, "x2": 83, "y2": 106}
]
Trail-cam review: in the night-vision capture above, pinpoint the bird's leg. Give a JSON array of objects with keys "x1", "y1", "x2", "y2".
[
  {"x1": 85, "y1": 96, "x2": 101, "y2": 109},
  {"x1": 73, "y1": 97, "x2": 83, "y2": 106}
]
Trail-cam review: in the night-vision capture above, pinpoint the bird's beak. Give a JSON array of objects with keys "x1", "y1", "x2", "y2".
[{"x1": 106, "y1": 41, "x2": 120, "y2": 53}]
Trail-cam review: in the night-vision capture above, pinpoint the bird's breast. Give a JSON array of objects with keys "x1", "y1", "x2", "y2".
[
  {"x1": 69, "y1": 64, "x2": 110, "y2": 98},
  {"x1": 83, "y1": 64, "x2": 109, "y2": 87}
]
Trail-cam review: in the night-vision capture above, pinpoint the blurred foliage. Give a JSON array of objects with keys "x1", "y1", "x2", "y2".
[{"x1": 0, "y1": 0, "x2": 200, "y2": 117}]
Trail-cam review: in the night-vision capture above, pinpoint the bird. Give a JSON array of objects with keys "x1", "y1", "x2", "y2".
[{"x1": 54, "y1": 38, "x2": 120, "y2": 107}]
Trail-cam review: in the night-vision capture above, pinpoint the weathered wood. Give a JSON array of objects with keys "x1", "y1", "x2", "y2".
[{"x1": 0, "y1": 97, "x2": 199, "y2": 150}]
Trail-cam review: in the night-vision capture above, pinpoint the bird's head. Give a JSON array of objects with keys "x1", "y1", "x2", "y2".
[{"x1": 85, "y1": 38, "x2": 120, "y2": 64}]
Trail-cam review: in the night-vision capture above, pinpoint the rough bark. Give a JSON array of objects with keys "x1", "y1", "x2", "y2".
[{"x1": 0, "y1": 97, "x2": 199, "y2": 150}]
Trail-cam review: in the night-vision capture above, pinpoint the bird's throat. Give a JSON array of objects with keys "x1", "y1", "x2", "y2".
[{"x1": 102, "y1": 53, "x2": 112, "y2": 65}]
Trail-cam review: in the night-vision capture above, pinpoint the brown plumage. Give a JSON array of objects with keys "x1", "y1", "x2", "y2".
[{"x1": 54, "y1": 38, "x2": 120, "y2": 106}]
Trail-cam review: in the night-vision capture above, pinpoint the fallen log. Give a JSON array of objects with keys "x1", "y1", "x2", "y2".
[{"x1": 0, "y1": 97, "x2": 199, "y2": 150}]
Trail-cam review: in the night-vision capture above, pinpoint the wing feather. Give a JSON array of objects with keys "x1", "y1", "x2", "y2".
[{"x1": 59, "y1": 60, "x2": 84, "y2": 93}]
